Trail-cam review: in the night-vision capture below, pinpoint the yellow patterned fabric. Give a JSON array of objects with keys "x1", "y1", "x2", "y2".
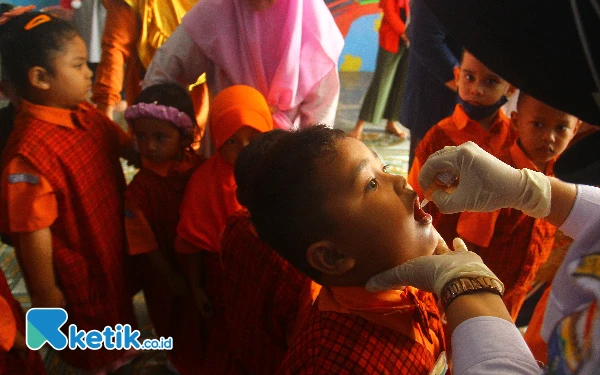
[{"x1": 125, "y1": 0, "x2": 195, "y2": 68}]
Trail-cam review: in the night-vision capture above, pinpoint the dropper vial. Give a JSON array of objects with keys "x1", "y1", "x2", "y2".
[{"x1": 421, "y1": 171, "x2": 459, "y2": 208}]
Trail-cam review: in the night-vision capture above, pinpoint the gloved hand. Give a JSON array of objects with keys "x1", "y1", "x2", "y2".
[
  {"x1": 418, "y1": 141, "x2": 551, "y2": 217},
  {"x1": 366, "y1": 238, "x2": 502, "y2": 297}
]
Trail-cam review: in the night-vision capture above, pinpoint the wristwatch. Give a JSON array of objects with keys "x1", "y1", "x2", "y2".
[{"x1": 441, "y1": 276, "x2": 504, "y2": 310}]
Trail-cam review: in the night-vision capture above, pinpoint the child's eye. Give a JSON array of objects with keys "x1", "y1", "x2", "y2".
[
  {"x1": 225, "y1": 138, "x2": 236, "y2": 146},
  {"x1": 365, "y1": 178, "x2": 378, "y2": 192},
  {"x1": 465, "y1": 74, "x2": 474, "y2": 81},
  {"x1": 485, "y1": 79, "x2": 499, "y2": 86},
  {"x1": 532, "y1": 122, "x2": 544, "y2": 128},
  {"x1": 556, "y1": 125, "x2": 568, "y2": 132}
]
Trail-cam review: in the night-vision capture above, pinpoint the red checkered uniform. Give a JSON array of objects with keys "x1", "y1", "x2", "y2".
[
  {"x1": 204, "y1": 211, "x2": 316, "y2": 374},
  {"x1": 278, "y1": 287, "x2": 446, "y2": 374},
  {"x1": 0, "y1": 102, "x2": 137, "y2": 369}
]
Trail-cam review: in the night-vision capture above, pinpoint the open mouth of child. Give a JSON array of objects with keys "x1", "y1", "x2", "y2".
[{"x1": 413, "y1": 196, "x2": 432, "y2": 224}]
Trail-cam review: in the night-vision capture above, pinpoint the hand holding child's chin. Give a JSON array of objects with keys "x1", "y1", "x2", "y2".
[{"x1": 433, "y1": 232, "x2": 450, "y2": 255}]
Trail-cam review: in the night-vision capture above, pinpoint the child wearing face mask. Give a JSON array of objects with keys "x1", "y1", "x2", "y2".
[{"x1": 123, "y1": 82, "x2": 204, "y2": 374}]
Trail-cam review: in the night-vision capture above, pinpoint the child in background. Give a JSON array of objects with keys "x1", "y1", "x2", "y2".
[
  {"x1": 0, "y1": 11, "x2": 137, "y2": 372},
  {"x1": 204, "y1": 129, "x2": 317, "y2": 374},
  {"x1": 123, "y1": 82, "x2": 204, "y2": 374},
  {"x1": 0, "y1": 269, "x2": 45, "y2": 374},
  {"x1": 408, "y1": 49, "x2": 515, "y2": 271},
  {"x1": 175, "y1": 84, "x2": 273, "y2": 319},
  {"x1": 507, "y1": 94, "x2": 579, "y2": 357},
  {"x1": 241, "y1": 125, "x2": 446, "y2": 374}
]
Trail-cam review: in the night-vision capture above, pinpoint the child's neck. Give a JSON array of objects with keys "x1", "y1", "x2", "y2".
[
  {"x1": 517, "y1": 140, "x2": 548, "y2": 172},
  {"x1": 475, "y1": 111, "x2": 500, "y2": 131}
]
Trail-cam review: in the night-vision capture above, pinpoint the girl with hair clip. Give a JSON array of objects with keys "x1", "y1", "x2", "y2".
[
  {"x1": 123, "y1": 82, "x2": 204, "y2": 374},
  {"x1": 0, "y1": 9, "x2": 138, "y2": 373}
]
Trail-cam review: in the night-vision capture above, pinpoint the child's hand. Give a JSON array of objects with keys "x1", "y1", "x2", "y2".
[
  {"x1": 192, "y1": 286, "x2": 214, "y2": 317},
  {"x1": 31, "y1": 285, "x2": 66, "y2": 309}
]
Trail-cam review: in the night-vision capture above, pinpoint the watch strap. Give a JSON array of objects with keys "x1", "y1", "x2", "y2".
[{"x1": 441, "y1": 276, "x2": 504, "y2": 310}]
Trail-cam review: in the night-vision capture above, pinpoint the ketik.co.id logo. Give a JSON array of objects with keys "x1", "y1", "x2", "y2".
[{"x1": 26, "y1": 308, "x2": 171, "y2": 350}]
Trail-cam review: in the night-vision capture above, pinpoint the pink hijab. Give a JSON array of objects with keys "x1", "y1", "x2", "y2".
[{"x1": 182, "y1": 0, "x2": 344, "y2": 129}]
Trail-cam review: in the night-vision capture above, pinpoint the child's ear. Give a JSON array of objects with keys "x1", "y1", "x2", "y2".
[
  {"x1": 306, "y1": 241, "x2": 355, "y2": 276},
  {"x1": 453, "y1": 66, "x2": 460, "y2": 85},
  {"x1": 510, "y1": 111, "x2": 520, "y2": 132},
  {"x1": 28, "y1": 66, "x2": 51, "y2": 90},
  {"x1": 506, "y1": 85, "x2": 517, "y2": 98}
]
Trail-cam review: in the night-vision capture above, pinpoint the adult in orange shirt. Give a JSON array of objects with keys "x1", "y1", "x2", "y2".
[
  {"x1": 91, "y1": 0, "x2": 208, "y2": 128},
  {"x1": 348, "y1": 0, "x2": 410, "y2": 140}
]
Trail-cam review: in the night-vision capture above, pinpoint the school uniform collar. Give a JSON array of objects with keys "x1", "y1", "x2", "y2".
[
  {"x1": 452, "y1": 103, "x2": 508, "y2": 134},
  {"x1": 509, "y1": 141, "x2": 556, "y2": 175},
  {"x1": 141, "y1": 151, "x2": 201, "y2": 178},
  {"x1": 19, "y1": 99, "x2": 95, "y2": 129},
  {"x1": 318, "y1": 285, "x2": 440, "y2": 356}
]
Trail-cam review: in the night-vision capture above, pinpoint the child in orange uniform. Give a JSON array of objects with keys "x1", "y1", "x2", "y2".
[
  {"x1": 0, "y1": 11, "x2": 137, "y2": 372},
  {"x1": 123, "y1": 82, "x2": 204, "y2": 374},
  {"x1": 201, "y1": 129, "x2": 317, "y2": 374},
  {"x1": 241, "y1": 125, "x2": 447, "y2": 374},
  {"x1": 0, "y1": 269, "x2": 45, "y2": 374},
  {"x1": 175, "y1": 85, "x2": 274, "y2": 320},
  {"x1": 507, "y1": 94, "x2": 579, "y2": 354}
]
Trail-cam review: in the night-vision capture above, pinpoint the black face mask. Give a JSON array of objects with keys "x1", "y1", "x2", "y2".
[{"x1": 458, "y1": 93, "x2": 508, "y2": 121}]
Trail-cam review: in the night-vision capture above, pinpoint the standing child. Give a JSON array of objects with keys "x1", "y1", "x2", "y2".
[
  {"x1": 123, "y1": 82, "x2": 204, "y2": 374},
  {"x1": 0, "y1": 11, "x2": 138, "y2": 372},
  {"x1": 202, "y1": 129, "x2": 318, "y2": 374},
  {"x1": 241, "y1": 125, "x2": 448, "y2": 374},
  {"x1": 408, "y1": 50, "x2": 515, "y2": 247},
  {"x1": 507, "y1": 94, "x2": 580, "y2": 356},
  {"x1": 174, "y1": 85, "x2": 274, "y2": 367}
]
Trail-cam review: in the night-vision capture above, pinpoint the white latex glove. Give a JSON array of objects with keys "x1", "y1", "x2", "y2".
[
  {"x1": 418, "y1": 141, "x2": 551, "y2": 218},
  {"x1": 366, "y1": 238, "x2": 503, "y2": 297}
]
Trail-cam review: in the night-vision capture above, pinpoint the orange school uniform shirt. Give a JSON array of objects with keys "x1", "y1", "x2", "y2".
[
  {"x1": 204, "y1": 211, "x2": 318, "y2": 374},
  {"x1": 124, "y1": 150, "x2": 204, "y2": 375},
  {"x1": 278, "y1": 286, "x2": 446, "y2": 374},
  {"x1": 0, "y1": 270, "x2": 45, "y2": 374},
  {"x1": 0, "y1": 100, "x2": 137, "y2": 370},
  {"x1": 452, "y1": 143, "x2": 557, "y2": 319}
]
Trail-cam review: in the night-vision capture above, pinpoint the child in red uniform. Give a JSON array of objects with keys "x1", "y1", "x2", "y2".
[
  {"x1": 0, "y1": 11, "x2": 138, "y2": 372},
  {"x1": 240, "y1": 125, "x2": 447, "y2": 374},
  {"x1": 123, "y1": 82, "x2": 204, "y2": 374},
  {"x1": 0, "y1": 269, "x2": 45, "y2": 374},
  {"x1": 506, "y1": 94, "x2": 579, "y2": 355},
  {"x1": 408, "y1": 51, "x2": 540, "y2": 318},
  {"x1": 175, "y1": 85, "x2": 274, "y2": 318},
  {"x1": 201, "y1": 129, "x2": 318, "y2": 374}
]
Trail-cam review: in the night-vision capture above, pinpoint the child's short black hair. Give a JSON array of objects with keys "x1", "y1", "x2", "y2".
[
  {"x1": 238, "y1": 125, "x2": 346, "y2": 281},
  {"x1": 234, "y1": 129, "x2": 289, "y2": 208},
  {"x1": 133, "y1": 82, "x2": 199, "y2": 145},
  {"x1": 0, "y1": 11, "x2": 79, "y2": 95}
]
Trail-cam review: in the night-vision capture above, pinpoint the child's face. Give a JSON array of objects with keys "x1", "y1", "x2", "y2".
[
  {"x1": 45, "y1": 36, "x2": 93, "y2": 109},
  {"x1": 455, "y1": 52, "x2": 512, "y2": 107},
  {"x1": 315, "y1": 137, "x2": 439, "y2": 284},
  {"x1": 512, "y1": 96, "x2": 580, "y2": 165},
  {"x1": 219, "y1": 125, "x2": 262, "y2": 165},
  {"x1": 131, "y1": 118, "x2": 185, "y2": 164}
]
